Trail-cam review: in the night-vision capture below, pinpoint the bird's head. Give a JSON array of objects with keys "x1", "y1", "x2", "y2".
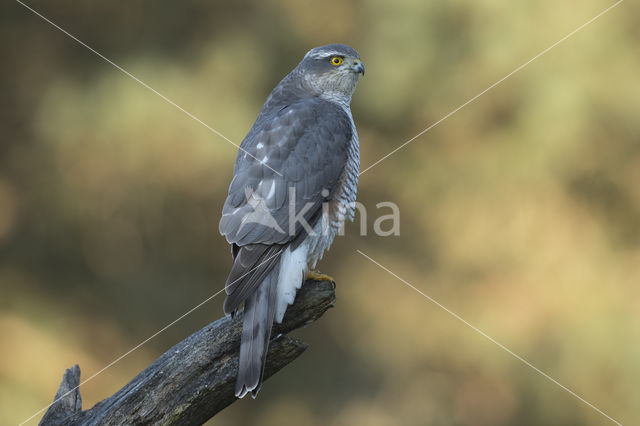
[{"x1": 296, "y1": 44, "x2": 364, "y2": 105}]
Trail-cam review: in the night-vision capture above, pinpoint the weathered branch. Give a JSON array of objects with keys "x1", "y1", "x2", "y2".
[{"x1": 40, "y1": 279, "x2": 336, "y2": 425}]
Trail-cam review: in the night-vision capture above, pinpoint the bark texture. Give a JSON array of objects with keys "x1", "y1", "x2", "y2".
[{"x1": 39, "y1": 279, "x2": 336, "y2": 425}]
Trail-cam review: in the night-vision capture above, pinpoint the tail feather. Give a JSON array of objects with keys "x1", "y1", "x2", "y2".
[
  {"x1": 223, "y1": 244, "x2": 281, "y2": 316},
  {"x1": 235, "y1": 263, "x2": 279, "y2": 398}
]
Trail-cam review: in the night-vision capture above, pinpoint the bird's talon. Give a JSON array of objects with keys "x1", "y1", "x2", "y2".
[{"x1": 307, "y1": 270, "x2": 335, "y2": 284}]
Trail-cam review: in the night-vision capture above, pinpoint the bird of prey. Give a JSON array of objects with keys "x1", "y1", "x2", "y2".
[{"x1": 219, "y1": 44, "x2": 364, "y2": 398}]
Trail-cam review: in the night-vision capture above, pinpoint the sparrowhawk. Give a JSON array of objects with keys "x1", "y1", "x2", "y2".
[{"x1": 219, "y1": 44, "x2": 364, "y2": 398}]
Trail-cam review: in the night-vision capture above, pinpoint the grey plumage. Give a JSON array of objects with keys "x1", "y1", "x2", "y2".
[
  {"x1": 219, "y1": 44, "x2": 363, "y2": 398},
  {"x1": 235, "y1": 261, "x2": 280, "y2": 397}
]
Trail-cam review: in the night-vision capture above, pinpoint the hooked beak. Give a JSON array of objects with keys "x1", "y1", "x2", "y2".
[{"x1": 352, "y1": 59, "x2": 365, "y2": 76}]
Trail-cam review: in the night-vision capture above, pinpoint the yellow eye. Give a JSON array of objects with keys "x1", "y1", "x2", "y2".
[{"x1": 330, "y1": 56, "x2": 343, "y2": 66}]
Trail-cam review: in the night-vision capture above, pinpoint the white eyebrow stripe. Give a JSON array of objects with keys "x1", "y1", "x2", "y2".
[{"x1": 305, "y1": 50, "x2": 344, "y2": 59}]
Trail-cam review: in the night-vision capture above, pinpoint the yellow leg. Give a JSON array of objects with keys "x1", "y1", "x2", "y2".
[{"x1": 307, "y1": 269, "x2": 335, "y2": 284}]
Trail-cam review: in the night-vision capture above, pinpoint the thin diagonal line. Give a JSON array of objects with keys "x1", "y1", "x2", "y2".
[
  {"x1": 19, "y1": 248, "x2": 284, "y2": 425},
  {"x1": 14, "y1": 0, "x2": 283, "y2": 177},
  {"x1": 356, "y1": 249, "x2": 623, "y2": 425},
  {"x1": 359, "y1": 0, "x2": 624, "y2": 176}
]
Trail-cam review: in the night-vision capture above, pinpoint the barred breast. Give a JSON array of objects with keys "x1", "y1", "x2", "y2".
[
  {"x1": 306, "y1": 107, "x2": 360, "y2": 269},
  {"x1": 275, "y1": 107, "x2": 359, "y2": 322}
]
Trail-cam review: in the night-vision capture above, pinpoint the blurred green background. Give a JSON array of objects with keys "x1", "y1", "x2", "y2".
[{"x1": 2, "y1": 1, "x2": 639, "y2": 425}]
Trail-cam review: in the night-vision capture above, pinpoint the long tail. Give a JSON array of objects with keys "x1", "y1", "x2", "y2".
[{"x1": 235, "y1": 263, "x2": 280, "y2": 398}]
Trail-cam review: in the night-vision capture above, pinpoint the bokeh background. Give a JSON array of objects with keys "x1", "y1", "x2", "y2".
[{"x1": 2, "y1": 1, "x2": 639, "y2": 425}]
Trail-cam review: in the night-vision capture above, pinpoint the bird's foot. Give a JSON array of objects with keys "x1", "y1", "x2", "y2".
[{"x1": 307, "y1": 270, "x2": 335, "y2": 287}]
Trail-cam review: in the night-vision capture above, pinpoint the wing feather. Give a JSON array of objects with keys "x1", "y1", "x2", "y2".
[
  {"x1": 220, "y1": 97, "x2": 352, "y2": 323},
  {"x1": 219, "y1": 98, "x2": 352, "y2": 247}
]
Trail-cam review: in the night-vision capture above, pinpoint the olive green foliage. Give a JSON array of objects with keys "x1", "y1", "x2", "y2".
[{"x1": 1, "y1": 1, "x2": 639, "y2": 425}]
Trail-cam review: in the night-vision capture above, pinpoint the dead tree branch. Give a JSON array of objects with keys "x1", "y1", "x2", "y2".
[{"x1": 39, "y1": 279, "x2": 336, "y2": 425}]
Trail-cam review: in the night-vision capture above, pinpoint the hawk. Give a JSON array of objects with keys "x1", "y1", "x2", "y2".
[{"x1": 219, "y1": 44, "x2": 364, "y2": 398}]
